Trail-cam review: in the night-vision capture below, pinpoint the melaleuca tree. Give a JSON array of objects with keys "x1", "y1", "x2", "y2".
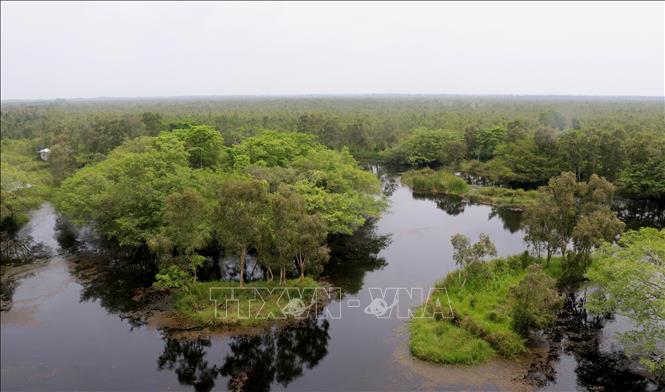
[
  {"x1": 213, "y1": 178, "x2": 269, "y2": 287},
  {"x1": 450, "y1": 233, "x2": 497, "y2": 286}
]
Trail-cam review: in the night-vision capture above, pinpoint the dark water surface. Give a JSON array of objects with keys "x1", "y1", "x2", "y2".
[{"x1": 1, "y1": 174, "x2": 660, "y2": 391}]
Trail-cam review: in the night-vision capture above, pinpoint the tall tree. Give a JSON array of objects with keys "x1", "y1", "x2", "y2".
[
  {"x1": 523, "y1": 172, "x2": 624, "y2": 267},
  {"x1": 267, "y1": 185, "x2": 329, "y2": 283},
  {"x1": 214, "y1": 179, "x2": 269, "y2": 287},
  {"x1": 450, "y1": 233, "x2": 497, "y2": 286},
  {"x1": 475, "y1": 126, "x2": 506, "y2": 161},
  {"x1": 154, "y1": 189, "x2": 211, "y2": 260},
  {"x1": 523, "y1": 202, "x2": 560, "y2": 266},
  {"x1": 293, "y1": 214, "x2": 329, "y2": 282}
]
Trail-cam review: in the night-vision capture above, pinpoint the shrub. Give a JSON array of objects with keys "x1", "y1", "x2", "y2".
[
  {"x1": 511, "y1": 264, "x2": 562, "y2": 336},
  {"x1": 153, "y1": 265, "x2": 190, "y2": 290}
]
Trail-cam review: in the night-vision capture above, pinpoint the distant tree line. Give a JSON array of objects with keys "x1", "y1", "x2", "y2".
[{"x1": 1, "y1": 97, "x2": 662, "y2": 197}]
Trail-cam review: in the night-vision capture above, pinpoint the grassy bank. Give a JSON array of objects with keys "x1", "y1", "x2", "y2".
[
  {"x1": 410, "y1": 255, "x2": 562, "y2": 365},
  {"x1": 173, "y1": 277, "x2": 326, "y2": 329},
  {"x1": 401, "y1": 168, "x2": 538, "y2": 209}
]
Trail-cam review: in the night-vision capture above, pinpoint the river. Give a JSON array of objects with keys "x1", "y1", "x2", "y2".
[{"x1": 1, "y1": 171, "x2": 660, "y2": 391}]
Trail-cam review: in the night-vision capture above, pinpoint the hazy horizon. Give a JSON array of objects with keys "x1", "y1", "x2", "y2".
[
  {"x1": 2, "y1": 2, "x2": 664, "y2": 100},
  {"x1": 2, "y1": 92, "x2": 664, "y2": 104}
]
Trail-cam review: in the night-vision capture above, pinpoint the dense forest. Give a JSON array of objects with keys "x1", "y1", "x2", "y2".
[
  {"x1": 2, "y1": 95, "x2": 663, "y2": 284},
  {"x1": 2, "y1": 96, "x2": 663, "y2": 192},
  {"x1": 1, "y1": 96, "x2": 664, "y2": 385}
]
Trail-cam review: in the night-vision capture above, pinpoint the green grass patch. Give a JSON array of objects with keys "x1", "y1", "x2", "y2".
[
  {"x1": 467, "y1": 186, "x2": 539, "y2": 209},
  {"x1": 401, "y1": 168, "x2": 538, "y2": 209},
  {"x1": 410, "y1": 255, "x2": 563, "y2": 364},
  {"x1": 173, "y1": 277, "x2": 325, "y2": 329},
  {"x1": 402, "y1": 168, "x2": 469, "y2": 195},
  {"x1": 410, "y1": 317, "x2": 496, "y2": 364}
]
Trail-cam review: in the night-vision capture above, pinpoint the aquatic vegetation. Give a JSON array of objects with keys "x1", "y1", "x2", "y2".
[
  {"x1": 409, "y1": 319, "x2": 495, "y2": 364},
  {"x1": 401, "y1": 168, "x2": 538, "y2": 209},
  {"x1": 173, "y1": 277, "x2": 326, "y2": 328},
  {"x1": 410, "y1": 254, "x2": 564, "y2": 364}
]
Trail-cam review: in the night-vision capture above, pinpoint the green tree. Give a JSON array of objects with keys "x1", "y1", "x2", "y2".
[
  {"x1": 475, "y1": 126, "x2": 506, "y2": 161},
  {"x1": 213, "y1": 179, "x2": 269, "y2": 287},
  {"x1": 0, "y1": 140, "x2": 52, "y2": 228},
  {"x1": 586, "y1": 228, "x2": 665, "y2": 377},
  {"x1": 571, "y1": 209, "x2": 625, "y2": 255},
  {"x1": 533, "y1": 126, "x2": 557, "y2": 153},
  {"x1": 523, "y1": 202, "x2": 560, "y2": 266},
  {"x1": 56, "y1": 135, "x2": 193, "y2": 247},
  {"x1": 149, "y1": 189, "x2": 211, "y2": 278},
  {"x1": 463, "y1": 125, "x2": 479, "y2": 159},
  {"x1": 49, "y1": 141, "x2": 78, "y2": 183},
  {"x1": 506, "y1": 120, "x2": 527, "y2": 143},
  {"x1": 266, "y1": 185, "x2": 330, "y2": 283},
  {"x1": 391, "y1": 128, "x2": 465, "y2": 166},
  {"x1": 162, "y1": 189, "x2": 211, "y2": 252},
  {"x1": 141, "y1": 112, "x2": 163, "y2": 136},
  {"x1": 617, "y1": 132, "x2": 665, "y2": 199},
  {"x1": 261, "y1": 185, "x2": 299, "y2": 283},
  {"x1": 293, "y1": 213, "x2": 329, "y2": 281},
  {"x1": 165, "y1": 125, "x2": 225, "y2": 169},
  {"x1": 450, "y1": 233, "x2": 497, "y2": 286},
  {"x1": 523, "y1": 172, "x2": 625, "y2": 279},
  {"x1": 230, "y1": 131, "x2": 320, "y2": 169},
  {"x1": 538, "y1": 110, "x2": 566, "y2": 130},
  {"x1": 558, "y1": 129, "x2": 589, "y2": 180},
  {"x1": 511, "y1": 264, "x2": 562, "y2": 336},
  {"x1": 493, "y1": 136, "x2": 562, "y2": 185}
]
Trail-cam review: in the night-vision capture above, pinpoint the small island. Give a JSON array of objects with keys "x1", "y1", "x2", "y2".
[{"x1": 407, "y1": 171, "x2": 664, "y2": 384}]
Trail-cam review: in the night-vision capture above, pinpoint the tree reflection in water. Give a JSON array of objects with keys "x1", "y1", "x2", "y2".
[
  {"x1": 157, "y1": 318, "x2": 331, "y2": 392},
  {"x1": 412, "y1": 192, "x2": 528, "y2": 235},
  {"x1": 324, "y1": 218, "x2": 391, "y2": 294},
  {"x1": 614, "y1": 198, "x2": 665, "y2": 230},
  {"x1": 0, "y1": 232, "x2": 50, "y2": 311},
  {"x1": 158, "y1": 337, "x2": 219, "y2": 392},
  {"x1": 488, "y1": 207, "x2": 523, "y2": 233},
  {"x1": 527, "y1": 291, "x2": 654, "y2": 391},
  {"x1": 412, "y1": 193, "x2": 468, "y2": 216}
]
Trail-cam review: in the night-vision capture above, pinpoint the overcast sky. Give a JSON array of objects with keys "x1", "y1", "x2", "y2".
[{"x1": 1, "y1": 1, "x2": 663, "y2": 100}]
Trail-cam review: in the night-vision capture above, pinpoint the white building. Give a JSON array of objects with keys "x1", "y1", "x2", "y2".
[{"x1": 38, "y1": 148, "x2": 51, "y2": 161}]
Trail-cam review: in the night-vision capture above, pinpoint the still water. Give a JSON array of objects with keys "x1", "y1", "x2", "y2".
[{"x1": 0, "y1": 173, "x2": 659, "y2": 391}]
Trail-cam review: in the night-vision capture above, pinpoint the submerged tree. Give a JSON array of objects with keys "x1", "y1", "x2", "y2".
[
  {"x1": 293, "y1": 213, "x2": 329, "y2": 282},
  {"x1": 214, "y1": 179, "x2": 269, "y2": 287},
  {"x1": 262, "y1": 185, "x2": 329, "y2": 284}
]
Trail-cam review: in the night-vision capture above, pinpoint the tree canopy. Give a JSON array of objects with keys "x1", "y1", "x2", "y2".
[
  {"x1": 54, "y1": 127, "x2": 384, "y2": 284},
  {"x1": 523, "y1": 172, "x2": 625, "y2": 272},
  {"x1": 586, "y1": 228, "x2": 665, "y2": 376}
]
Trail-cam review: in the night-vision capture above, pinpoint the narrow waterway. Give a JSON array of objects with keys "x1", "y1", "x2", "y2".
[{"x1": 1, "y1": 174, "x2": 659, "y2": 391}]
